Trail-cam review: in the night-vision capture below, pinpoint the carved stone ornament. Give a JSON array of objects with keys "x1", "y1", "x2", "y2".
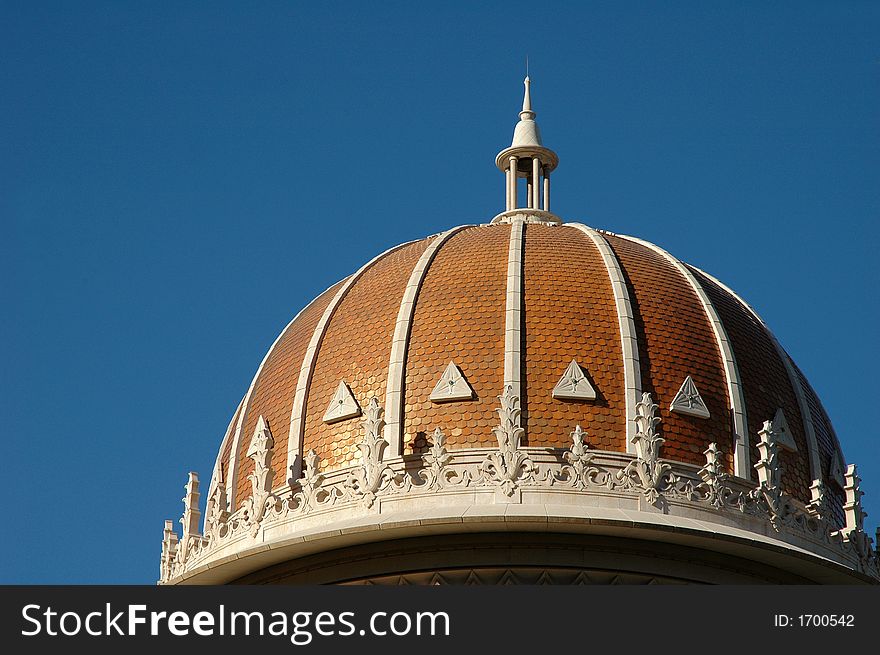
[
  {"x1": 204, "y1": 473, "x2": 229, "y2": 541},
  {"x1": 754, "y1": 419, "x2": 789, "y2": 529},
  {"x1": 839, "y1": 464, "x2": 874, "y2": 563},
  {"x1": 769, "y1": 408, "x2": 797, "y2": 452},
  {"x1": 297, "y1": 449, "x2": 325, "y2": 510},
  {"x1": 669, "y1": 375, "x2": 710, "y2": 419},
  {"x1": 552, "y1": 360, "x2": 597, "y2": 401},
  {"x1": 243, "y1": 415, "x2": 277, "y2": 535},
  {"x1": 323, "y1": 380, "x2": 361, "y2": 424},
  {"x1": 806, "y1": 478, "x2": 828, "y2": 519},
  {"x1": 481, "y1": 385, "x2": 536, "y2": 496},
  {"x1": 618, "y1": 392, "x2": 671, "y2": 505},
  {"x1": 418, "y1": 427, "x2": 471, "y2": 490},
  {"x1": 345, "y1": 398, "x2": 394, "y2": 508},
  {"x1": 554, "y1": 425, "x2": 597, "y2": 490},
  {"x1": 178, "y1": 472, "x2": 201, "y2": 564},
  {"x1": 698, "y1": 443, "x2": 729, "y2": 509},
  {"x1": 429, "y1": 362, "x2": 475, "y2": 403},
  {"x1": 160, "y1": 519, "x2": 179, "y2": 582}
]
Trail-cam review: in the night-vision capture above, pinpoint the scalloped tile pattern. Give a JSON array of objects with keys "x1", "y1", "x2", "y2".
[
  {"x1": 301, "y1": 239, "x2": 431, "y2": 471},
  {"x1": 403, "y1": 225, "x2": 509, "y2": 450},
  {"x1": 232, "y1": 279, "x2": 347, "y2": 508},
  {"x1": 522, "y1": 224, "x2": 624, "y2": 450},
  {"x1": 603, "y1": 235, "x2": 733, "y2": 470},
  {"x1": 690, "y1": 266, "x2": 811, "y2": 503}
]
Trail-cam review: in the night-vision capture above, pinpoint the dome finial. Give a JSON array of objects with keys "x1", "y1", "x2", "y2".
[
  {"x1": 493, "y1": 73, "x2": 560, "y2": 224},
  {"x1": 521, "y1": 75, "x2": 534, "y2": 118}
]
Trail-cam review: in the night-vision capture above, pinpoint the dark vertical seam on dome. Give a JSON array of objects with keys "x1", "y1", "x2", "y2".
[
  {"x1": 568, "y1": 224, "x2": 642, "y2": 451},
  {"x1": 617, "y1": 235, "x2": 749, "y2": 479},
  {"x1": 601, "y1": 238, "x2": 655, "y2": 426},
  {"x1": 688, "y1": 264, "x2": 823, "y2": 486}
]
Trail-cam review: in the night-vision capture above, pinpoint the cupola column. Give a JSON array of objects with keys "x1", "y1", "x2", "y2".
[
  {"x1": 507, "y1": 156, "x2": 518, "y2": 210},
  {"x1": 543, "y1": 169, "x2": 550, "y2": 212},
  {"x1": 532, "y1": 157, "x2": 541, "y2": 209}
]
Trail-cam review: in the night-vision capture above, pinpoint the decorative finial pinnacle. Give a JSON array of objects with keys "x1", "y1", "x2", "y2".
[{"x1": 521, "y1": 75, "x2": 533, "y2": 116}]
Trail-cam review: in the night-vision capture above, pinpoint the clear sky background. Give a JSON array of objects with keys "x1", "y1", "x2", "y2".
[{"x1": 2, "y1": 1, "x2": 878, "y2": 583}]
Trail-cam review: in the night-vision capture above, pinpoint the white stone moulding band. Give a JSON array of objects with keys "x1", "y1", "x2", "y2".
[
  {"x1": 166, "y1": 442, "x2": 879, "y2": 585},
  {"x1": 383, "y1": 225, "x2": 472, "y2": 457},
  {"x1": 568, "y1": 224, "x2": 642, "y2": 452},
  {"x1": 285, "y1": 240, "x2": 420, "y2": 482},
  {"x1": 223, "y1": 278, "x2": 346, "y2": 511},
  {"x1": 691, "y1": 265, "x2": 825, "y2": 482},
  {"x1": 208, "y1": 396, "x2": 244, "y2": 502},
  {"x1": 503, "y1": 219, "x2": 525, "y2": 398},
  {"x1": 621, "y1": 234, "x2": 751, "y2": 479}
]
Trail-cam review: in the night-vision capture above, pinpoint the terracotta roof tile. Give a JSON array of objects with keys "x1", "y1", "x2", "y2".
[{"x1": 604, "y1": 235, "x2": 735, "y2": 471}]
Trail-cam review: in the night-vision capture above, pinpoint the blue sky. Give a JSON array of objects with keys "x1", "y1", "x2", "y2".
[{"x1": 2, "y1": 1, "x2": 877, "y2": 583}]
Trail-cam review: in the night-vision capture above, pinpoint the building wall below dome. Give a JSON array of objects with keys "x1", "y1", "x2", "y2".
[{"x1": 229, "y1": 533, "x2": 817, "y2": 585}]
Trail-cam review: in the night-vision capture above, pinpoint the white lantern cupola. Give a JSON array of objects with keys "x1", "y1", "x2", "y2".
[{"x1": 493, "y1": 76, "x2": 561, "y2": 224}]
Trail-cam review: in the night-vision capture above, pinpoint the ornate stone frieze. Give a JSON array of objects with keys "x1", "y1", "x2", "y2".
[
  {"x1": 159, "y1": 409, "x2": 879, "y2": 584},
  {"x1": 561, "y1": 425, "x2": 594, "y2": 490},
  {"x1": 754, "y1": 419, "x2": 789, "y2": 529},
  {"x1": 296, "y1": 449, "x2": 325, "y2": 510},
  {"x1": 419, "y1": 428, "x2": 471, "y2": 490}
]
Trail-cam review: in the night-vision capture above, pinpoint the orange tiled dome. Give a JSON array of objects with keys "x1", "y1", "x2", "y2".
[
  {"x1": 211, "y1": 221, "x2": 848, "y2": 529},
  {"x1": 160, "y1": 76, "x2": 876, "y2": 586}
]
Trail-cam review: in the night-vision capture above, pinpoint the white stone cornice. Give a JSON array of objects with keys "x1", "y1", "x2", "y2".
[
  {"x1": 285, "y1": 240, "x2": 419, "y2": 481},
  {"x1": 620, "y1": 235, "x2": 751, "y2": 479},
  {"x1": 503, "y1": 219, "x2": 525, "y2": 399},
  {"x1": 691, "y1": 266, "x2": 825, "y2": 482},
  {"x1": 567, "y1": 224, "x2": 641, "y2": 452},
  {"x1": 383, "y1": 225, "x2": 471, "y2": 457},
  {"x1": 163, "y1": 446, "x2": 878, "y2": 585},
  {"x1": 224, "y1": 279, "x2": 344, "y2": 511}
]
